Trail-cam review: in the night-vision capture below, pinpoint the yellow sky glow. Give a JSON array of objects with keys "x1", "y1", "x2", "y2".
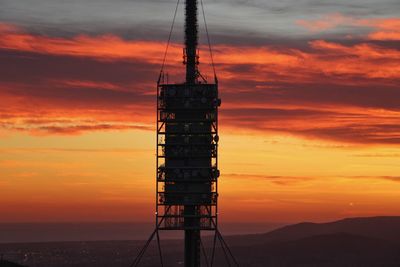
[{"x1": 1, "y1": 128, "x2": 399, "y2": 223}]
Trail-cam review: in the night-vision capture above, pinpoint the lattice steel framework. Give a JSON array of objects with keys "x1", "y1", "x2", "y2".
[
  {"x1": 156, "y1": 1, "x2": 220, "y2": 266},
  {"x1": 156, "y1": 82, "x2": 220, "y2": 231}
]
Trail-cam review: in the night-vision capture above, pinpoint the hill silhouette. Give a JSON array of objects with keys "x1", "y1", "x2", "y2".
[
  {"x1": 223, "y1": 216, "x2": 400, "y2": 246},
  {"x1": 221, "y1": 216, "x2": 400, "y2": 266},
  {"x1": 1, "y1": 216, "x2": 400, "y2": 266},
  {"x1": 263, "y1": 216, "x2": 400, "y2": 241}
]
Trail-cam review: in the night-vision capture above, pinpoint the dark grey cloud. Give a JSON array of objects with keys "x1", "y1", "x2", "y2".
[
  {"x1": 350, "y1": 175, "x2": 400, "y2": 182},
  {"x1": 9, "y1": 123, "x2": 153, "y2": 135},
  {"x1": 225, "y1": 173, "x2": 313, "y2": 185},
  {"x1": 222, "y1": 107, "x2": 340, "y2": 118},
  {"x1": 1, "y1": 0, "x2": 398, "y2": 42},
  {"x1": 220, "y1": 81, "x2": 400, "y2": 111},
  {"x1": 220, "y1": 106, "x2": 400, "y2": 144},
  {"x1": 227, "y1": 173, "x2": 400, "y2": 184},
  {"x1": 0, "y1": 50, "x2": 155, "y2": 109},
  {"x1": 0, "y1": 50, "x2": 156, "y2": 86}
]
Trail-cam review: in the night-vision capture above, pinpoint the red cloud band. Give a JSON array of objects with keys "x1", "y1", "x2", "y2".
[{"x1": 1, "y1": 22, "x2": 400, "y2": 144}]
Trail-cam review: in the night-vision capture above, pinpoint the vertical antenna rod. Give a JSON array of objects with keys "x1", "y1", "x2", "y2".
[{"x1": 185, "y1": 0, "x2": 198, "y2": 84}]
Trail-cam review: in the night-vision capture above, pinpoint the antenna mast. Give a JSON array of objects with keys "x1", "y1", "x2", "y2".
[{"x1": 185, "y1": 0, "x2": 198, "y2": 85}]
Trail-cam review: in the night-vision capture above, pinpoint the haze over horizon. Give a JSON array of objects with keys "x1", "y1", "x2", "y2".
[{"x1": 1, "y1": 0, "x2": 400, "y2": 226}]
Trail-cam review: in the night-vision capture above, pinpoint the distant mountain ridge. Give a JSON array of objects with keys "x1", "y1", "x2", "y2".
[
  {"x1": 2, "y1": 216, "x2": 400, "y2": 266},
  {"x1": 261, "y1": 216, "x2": 400, "y2": 242},
  {"x1": 224, "y1": 216, "x2": 400, "y2": 246},
  {"x1": 222, "y1": 216, "x2": 400, "y2": 266}
]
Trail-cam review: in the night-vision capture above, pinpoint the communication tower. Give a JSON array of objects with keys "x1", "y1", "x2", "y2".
[{"x1": 131, "y1": 1, "x2": 237, "y2": 266}]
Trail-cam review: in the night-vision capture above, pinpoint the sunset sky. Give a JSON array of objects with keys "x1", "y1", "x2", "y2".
[{"x1": 0, "y1": 0, "x2": 399, "y2": 224}]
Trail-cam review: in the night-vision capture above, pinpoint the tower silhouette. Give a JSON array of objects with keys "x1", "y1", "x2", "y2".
[{"x1": 131, "y1": 1, "x2": 237, "y2": 266}]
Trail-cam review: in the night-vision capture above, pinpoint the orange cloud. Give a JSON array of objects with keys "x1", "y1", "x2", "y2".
[
  {"x1": 308, "y1": 40, "x2": 400, "y2": 78},
  {"x1": 297, "y1": 14, "x2": 400, "y2": 41},
  {"x1": 0, "y1": 23, "x2": 181, "y2": 63},
  {"x1": 359, "y1": 18, "x2": 400, "y2": 41},
  {"x1": 1, "y1": 22, "x2": 398, "y2": 82},
  {"x1": 1, "y1": 22, "x2": 400, "y2": 144},
  {"x1": 296, "y1": 13, "x2": 352, "y2": 31},
  {"x1": 368, "y1": 31, "x2": 400, "y2": 41},
  {"x1": 58, "y1": 80, "x2": 122, "y2": 91},
  {"x1": 0, "y1": 23, "x2": 20, "y2": 33},
  {"x1": 359, "y1": 18, "x2": 400, "y2": 31}
]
